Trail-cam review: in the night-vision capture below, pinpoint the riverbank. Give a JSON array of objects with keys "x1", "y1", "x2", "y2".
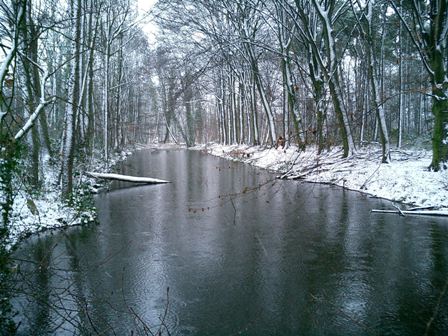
[
  {"x1": 193, "y1": 143, "x2": 448, "y2": 212},
  {"x1": 4, "y1": 147, "x2": 140, "y2": 249},
  {"x1": 5, "y1": 142, "x2": 447, "y2": 248},
  {"x1": 4, "y1": 143, "x2": 184, "y2": 249}
]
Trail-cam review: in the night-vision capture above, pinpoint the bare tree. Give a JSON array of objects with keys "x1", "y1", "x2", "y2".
[
  {"x1": 391, "y1": 0, "x2": 448, "y2": 171},
  {"x1": 352, "y1": 0, "x2": 391, "y2": 163}
]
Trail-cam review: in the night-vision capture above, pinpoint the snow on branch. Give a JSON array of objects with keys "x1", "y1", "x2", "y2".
[
  {"x1": 0, "y1": 4, "x2": 24, "y2": 87},
  {"x1": 86, "y1": 172, "x2": 171, "y2": 184},
  {"x1": 371, "y1": 209, "x2": 448, "y2": 217},
  {"x1": 0, "y1": 111, "x2": 6, "y2": 123},
  {"x1": 389, "y1": 1, "x2": 434, "y2": 76},
  {"x1": 14, "y1": 71, "x2": 55, "y2": 141},
  {"x1": 0, "y1": 41, "x2": 16, "y2": 89}
]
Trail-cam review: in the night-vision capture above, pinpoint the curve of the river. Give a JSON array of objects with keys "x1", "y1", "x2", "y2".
[{"x1": 11, "y1": 149, "x2": 448, "y2": 335}]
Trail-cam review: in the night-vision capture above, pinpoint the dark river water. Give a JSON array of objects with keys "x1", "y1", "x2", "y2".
[{"x1": 11, "y1": 149, "x2": 448, "y2": 335}]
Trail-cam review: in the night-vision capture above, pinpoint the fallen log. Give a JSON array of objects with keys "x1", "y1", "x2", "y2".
[
  {"x1": 86, "y1": 172, "x2": 170, "y2": 184},
  {"x1": 371, "y1": 209, "x2": 448, "y2": 217},
  {"x1": 407, "y1": 205, "x2": 439, "y2": 211},
  {"x1": 392, "y1": 204, "x2": 406, "y2": 216}
]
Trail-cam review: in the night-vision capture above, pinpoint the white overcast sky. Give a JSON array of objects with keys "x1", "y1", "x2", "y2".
[
  {"x1": 137, "y1": 0, "x2": 157, "y2": 12},
  {"x1": 137, "y1": 0, "x2": 158, "y2": 42}
]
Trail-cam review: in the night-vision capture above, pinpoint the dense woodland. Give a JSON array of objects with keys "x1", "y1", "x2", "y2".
[
  {"x1": 0, "y1": 0, "x2": 447, "y2": 232},
  {"x1": 151, "y1": 0, "x2": 447, "y2": 166}
]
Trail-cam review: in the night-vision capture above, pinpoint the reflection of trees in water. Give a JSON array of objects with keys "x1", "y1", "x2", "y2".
[
  {"x1": 7, "y1": 149, "x2": 448, "y2": 335},
  {"x1": 10, "y1": 234, "x2": 171, "y2": 335},
  {"x1": 0, "y1": 248, "x2": 16, "y2": 334}
]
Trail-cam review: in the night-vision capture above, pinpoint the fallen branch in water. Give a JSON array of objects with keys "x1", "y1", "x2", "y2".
[
  {"x1": 392, "y1": 204, "x2": 406, "y2": 216},
  {"x1": 86, "y1": 172, "x2": 170, "y2": 184},
  {"x1": 407, "y1": 205, "x2": 439, "y2": 211},
  {"x1": 371, "y1": 209, "x2": 448, "y2": 217}
]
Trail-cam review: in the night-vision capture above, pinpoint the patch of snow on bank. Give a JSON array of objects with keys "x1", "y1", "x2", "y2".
[
  {"x1": 5, "y1": 149, "x2": 134, "y2": 249},
  {"x1": 194, "y1": 143, "x2": 448, "y2": 211}
]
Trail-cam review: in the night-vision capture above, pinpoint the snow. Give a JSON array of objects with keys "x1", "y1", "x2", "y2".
[
  {"x1": 86, "y1": 172, "x2": 170, "y2": 184},
  {"x1": 14, "y1": 97, "x2": 55, "y2": 141},
  {"x1": 3, "y1": 149, "x2": 134, "y2": 250},
  {"x1": 7, "y1": 188, "x2": 91, "y2": 248},
  {"x1": 192, "y1": 143, "x2": 448, "y2": 212},
  {"x1": 4, "y1": 142, "x2": 447, "y2": 250}
]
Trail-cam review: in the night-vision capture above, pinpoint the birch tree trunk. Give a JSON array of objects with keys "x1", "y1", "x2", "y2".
[
  {"x1": 398, "y1": 4, "x2": 404, "y2": 148},
  {"x1": 103, "y1": 15, "x2": 111, "y2": 161},
  {"x1": 251, "y1": 73, "x2": 260, "y2": 145},
  {"x1": 85, "y1": 0, "x2": 98, "y2": 156},
  {"x1": 61, "y1": 0, "x2": 82, "y2": 198},
  {"x1": 20, "y1": 2, "x2": 40, "y2": 187},
  {"x1": 240, "y1": 19, "x2": 277, "y2": 145},
  {"x1": 356, "y1": 0, "x2": 391, "y2": 162},
  {"x1": 25, "y1": 4, "x2": 53, "y2": 158},
  {"x1": 276, "y1": 3, "x2": 304, "y2": 148},
  {"x1": 183, "y1": 72, "x2": 195, "y2": 147}
]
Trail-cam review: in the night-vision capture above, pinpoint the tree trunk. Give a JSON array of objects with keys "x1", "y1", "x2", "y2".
[
  {"x1": 361, "y1": 1, "x2": 391, "y2": 162},
  {"x1": 61, "y1": 0, "x2": 82, "y2": 198},
  {"x1": 114, "y1": 33, "x2": 124, "y2": 150},
  {"x1": 327, "y1": 71, "x2": 356, "y2": 157},
  {"x1": 308, "y1": 49, "x2": 325, "y2": 153},
  {"x1": 20, "y1": 0, "x2": 41, "y2": 187},
  {"x1": 85, "y1": 7, "x2": 96, "y2": 156},
  {"x1": 427, "y1": 1, "x2": 448, "y2": 170},
  {"x1": 398, "y1": 5, "x2": 404, "y2": 148},
  {"x1": 251, "y1": 73, "x2": 259, "y2": 145},
  {"x1": 244, "y1": 38, "x2": 276, "y2": 145},
  {"x1": 183, "y1": 74, "x2": 195, "y2": 147},
  {"x1": 312, "y1": 0, "x2": 356, "y2": 157},
  {"x1": 103, "y1": 34, "x2": 110, "y2": 160}
]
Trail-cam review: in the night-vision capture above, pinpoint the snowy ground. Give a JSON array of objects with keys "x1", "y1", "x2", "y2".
[
  {"x1": 192, "y1": 143, "x2": 448, "y2": 212},
  {"x1": 5, "y1": 148, "x2": 137, "y2": 249}
]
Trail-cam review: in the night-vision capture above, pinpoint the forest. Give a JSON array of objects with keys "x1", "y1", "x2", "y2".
[
  {"x1": 0, "y1": 0, "x2": 447, "y2": 333},
  {"x1": 0, "y1": 0, "x2": 446, "y2": 223},
  {"x1": 150, "y1": 0, "x2": 448, "y2": 166}
]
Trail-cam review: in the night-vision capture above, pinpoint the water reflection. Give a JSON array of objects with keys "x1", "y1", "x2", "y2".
[{"x1": 11, "y1": 149, "x2": 448, "y2": 335}]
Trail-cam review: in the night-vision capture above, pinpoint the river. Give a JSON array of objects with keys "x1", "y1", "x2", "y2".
[{"x1": 11, "y1": 149, "x2": 448, "y2": 335}]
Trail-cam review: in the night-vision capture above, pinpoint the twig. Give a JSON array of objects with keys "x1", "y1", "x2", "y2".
[
  {"x1": 121, "y1": 268, "x2": 155, "y2": 336},
  {"x1": 84, "y1": 299, "x2": 101, "y2": 335},
  {"x1": 230, "y1": 197, "x2": 237, "y2": 225},
  {"x1": 360, "y1": 159, "x2": 382, "y2": 190},
  {"x1": 407, "y1": 206, "x2": 438, "y2": 211},
  {"x1": 157, "y1": 287, "x2": 171, "y2": 336},
  {"x1": 424, "y1": 278, "x2": 448, "y2": 336},
  {"x1": 129, "y1": 307, "x2": 155, "y2": 336}
]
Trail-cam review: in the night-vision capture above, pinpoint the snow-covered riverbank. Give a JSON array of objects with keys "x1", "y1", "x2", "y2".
[
  {"x1": 4, "y1": 143, "x2": 184, "y2": 249},
  {"x1": 193, "y1": 143, "x2": 448, "y2": 212},
  {"x1": 4, "y1": 148, "x2": 136, "y2": 249}
]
